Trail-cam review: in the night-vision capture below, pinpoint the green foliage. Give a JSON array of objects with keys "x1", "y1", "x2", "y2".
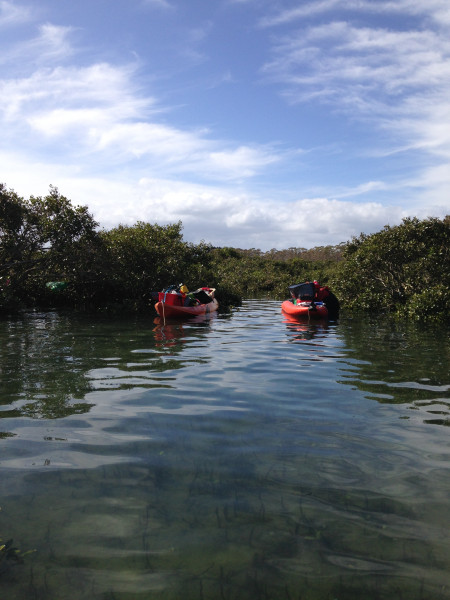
[
  {"x1": 100, "y1": 221, "x2": 192, "y2": 309},
  {"x1": 260, "y1": 244, "x2": 345, "y2": 262},
  {"x1": 0, "y1": 184, "x2": 40, "y2": 306},
  {"x1": 29, "y1": 186, "x2": 99, "y2": 251},
  {"x1": 335, "y1": 217, "x2": 450, "y2": 321},
  {"x1": 1, "y1": 184, "x2": 101, "y2": 309},
  {"x1": 207, "y1": 247, "x2": 338, "y2": 299}
]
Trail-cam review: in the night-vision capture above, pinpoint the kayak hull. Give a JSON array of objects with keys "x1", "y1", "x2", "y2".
[
  {"x1": 155, "y1": 298, "x2": 219, "y2": 318},
  {"x1": 281, "y1": 300, "x2": 328, "y2": 319}
]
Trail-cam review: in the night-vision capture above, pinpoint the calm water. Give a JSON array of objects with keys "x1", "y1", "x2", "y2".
[{"x1": 0, "y1": 300, "x2": 449, "y2": 600}]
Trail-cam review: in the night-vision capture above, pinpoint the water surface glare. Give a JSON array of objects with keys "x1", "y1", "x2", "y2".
[{"x1": 0, "y1": 300, "x2": 449, "y2": 599}]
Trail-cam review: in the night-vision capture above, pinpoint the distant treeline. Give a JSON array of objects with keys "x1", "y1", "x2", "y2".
[{"x1": 1, "y1": 183, "x2": 449, "y2": 321}]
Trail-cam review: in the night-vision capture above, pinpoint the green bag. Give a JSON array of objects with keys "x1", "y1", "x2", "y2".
[{"x1": 46, "y1": 281, "x2": 68, "y2": 292}]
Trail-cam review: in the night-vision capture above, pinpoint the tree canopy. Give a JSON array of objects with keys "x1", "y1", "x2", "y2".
[{"x1": 334, "y1": 216, "x2": 449, "y2": 321}]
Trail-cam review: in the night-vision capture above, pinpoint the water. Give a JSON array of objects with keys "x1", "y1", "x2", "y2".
[{"x1": 0, "y1": 300, "x2": 449, "y2": 600}]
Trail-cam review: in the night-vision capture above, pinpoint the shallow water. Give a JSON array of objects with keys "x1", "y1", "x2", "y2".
[{"x1": 0, "y1": 300, "x2": 449, "y2": 599}]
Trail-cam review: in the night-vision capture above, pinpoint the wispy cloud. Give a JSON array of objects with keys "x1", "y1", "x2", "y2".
[
  {"x1": 30, "y1": 23, "x2": 76, "y2": 62},
  {"x1": 259, "y1": 0, "x2": 340, "y2": 27},
  {"x1": 260, "y1": 0, "x2": 450, "y2": 28},
  {"x1": 0, "y1": 62, "x2": 147, "y2": 122},
  {"x1": 141, "y1": 0, "x2": 173, "y2": 9},
  {"x1": 263, "y1": 22, "x2": 450, "y2": 103},
  {"x1": 256, "y1": 1, "x2": 450, "y2": 221},
  {"x1": 0, "y1": 51, "x2": 282, "y2": 182},
  {"x1": 0, "y1": 0, "x2": 31, "y2": 27},
  {"x1": 0, "y1": 22, "x2": 76, "y2": 71},
  {"x1": 0, "y1": 5, "x2": 283, "y2": 191},
  {"x1": 262, "y1": 18, "x2": 450, "y2": 161}
]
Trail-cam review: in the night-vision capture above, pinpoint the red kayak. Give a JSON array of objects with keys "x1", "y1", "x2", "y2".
[
  {"x1": 281, "y1": 281, "x2": 339, "y2": 319},
  {"x1": 281, "y1": 299, "x2": 328, "y2": 319},
  {"x1": 155, "y1": 287, "x2": 218, "y2": 318}
]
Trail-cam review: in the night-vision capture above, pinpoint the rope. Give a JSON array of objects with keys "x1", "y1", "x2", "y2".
[{"x1": 162, "y1": 291, "x2": 167, "y2": 325}]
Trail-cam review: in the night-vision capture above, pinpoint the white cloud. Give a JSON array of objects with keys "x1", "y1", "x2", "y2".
[
  {"x1": 0, "y1": 148, "x2": 410, "y2": 249},
  {"x1": 208, "y1": 146, "x2": 280, "y2": 179},
  {"x1": 98, "y1": 180, "x2": 405, "y2": 249}
]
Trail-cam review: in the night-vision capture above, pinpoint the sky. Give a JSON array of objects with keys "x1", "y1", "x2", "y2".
[{"x1": 1, "y1": 0, "x2": 449, "y2": 250}]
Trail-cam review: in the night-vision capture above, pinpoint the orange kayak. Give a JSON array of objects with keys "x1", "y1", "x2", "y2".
[{"x1": 281, "y1": 300, "x2": 328, "y2": 319}]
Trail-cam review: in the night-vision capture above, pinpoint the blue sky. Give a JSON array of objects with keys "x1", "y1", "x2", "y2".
[{"x1": 1, "y1": 0, "x2": 449, "y2": 250}]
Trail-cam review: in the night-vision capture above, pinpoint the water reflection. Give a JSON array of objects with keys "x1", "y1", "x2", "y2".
[
  {"x1": 337, "y1": 316, "x2": 450, "y2": 426},
  {"x1": 282, "y1": 309, "x2": 450, "y2": 427},
  {"x1": 282, "y1": 312, "x2": 329, "y2": 341},
  {"x1": 0, "y1": 312, "x2": 94, "y2": 422},
  {"x1": 152, "y1": 312, "x2": 217, "y2": 347},
  {"x1": 0, "y1": 311, "x2": 219, "y2": 426}
]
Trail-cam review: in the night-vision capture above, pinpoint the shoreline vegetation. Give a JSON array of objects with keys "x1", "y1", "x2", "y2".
[{"x1": 1, "y1": 183, "x2": 449, "y2": 322}]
